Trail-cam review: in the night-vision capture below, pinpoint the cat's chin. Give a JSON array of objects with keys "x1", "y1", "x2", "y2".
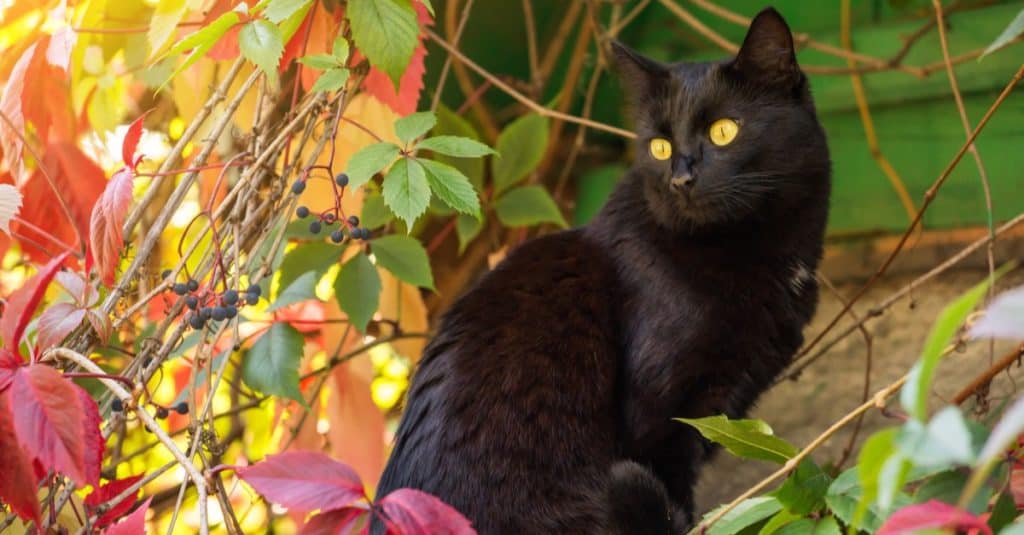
[{"x1": 642, "y1": 178, "x2": 747, "y2": 232}]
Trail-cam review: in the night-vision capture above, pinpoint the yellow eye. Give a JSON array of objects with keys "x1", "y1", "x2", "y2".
[
  {"x1": 709, "y1": 118, "x2": 739, "y2": 146},
  {"x1": 649, "y1": 138, "x2": 672, "y2": 160}
]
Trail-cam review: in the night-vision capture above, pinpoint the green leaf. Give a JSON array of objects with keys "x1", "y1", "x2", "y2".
[
  {"x1": 298, "y1": 54, "x2": 339, "y2": 69},
  {"x1": 896, "y1": 406, "x2": 975, "y2": 468},
  {"x1": 243, "y1": 322, "x2": 306, "y2": 404},
  {"x1": 264, "y1": 0, "x2": 312, "y2": 23},
  {"x1": 310, "y1": 67, "x2": 350, "y2": 93},
  {"x1": 705, "y1": 497, "x2": 782, "y2": 535},
  {"x1": 676, "y1": 415, "x2": 798, "y2": 464},
  {"x1": 346, "y1": 142, "x2": 402, "y2": 188},
  {"x1": 383, "y1": 158, "x2": 431, "y2": 228},
  {"x1": 361, "y1": 192, "x2": 394, "y2": 229},
  {"x1": 989, "y1": 492, "x2": 1016, "y2": 533},
  {"x1": 774, "y1": 517, "x2": 839, "y2": 535},
  {"x1": 149, "y1": 0, "x2": 187, "y2": 56},
  {"x1": 455, "y1": 213, "x2": 481, "y2": 254},
  {"x1": 268, "y1": 271, "x2": 320, "y2": 311},
  {"x1": 492, "y1": 113, "x2": 549, "y2": 194},
  {"x1": 914, "y1": 470, "x2": 993, "y2": 515},
  {"x1": 420, "y1": 0, "x2": 434, "y2": 16},
  {"x1": 758, "y1": 509, "x2": 801, "y2": 535},
  {"x1": 982, "y1": 9, "x2": 1024, "y2": 58},
  {"x1": 826, "y1": 468, "x2": 910, "y2": 533},
  {"x1": 417, "y1": 136, "x2": 496, "y2": 158},
  {"x1": 434, "y1": 105, "x2": 484, "y2": 191},
  {"x1": 334, "y1": 252, "x2": 381, "y2": 332},
  {"x1": 239, "y1": 20, "x2": 284, "y2": 78},
  {"x1": 901, "y1": 270, "x2": 1004, "y2": 421},
  {"x1": 371, "y1": 235, "x2": 434, "y2": 289},
  {"x1": 494, "y1": 186, "x2": 567, "y2": 228},
  {"x1": 857, "y1": 428, "x2": 906, "y2": 512},
  {"x1": 163, "y1": 10, "x2": 241, "y2": 86},
  {"x1": 395, "y1": 111, "x2": 437, "y2": 146},
  {"x1": 332, "y1": 36, "x2": 350, "y2": 61},
  {"x1": 1001, "y1": 524, "x2": 1024, "y2": 535},
  {"x1": 419, "y1": 159, "x2": 481, "y2": 217},
  {"x1": 771, "y1": 459, "x2": 831, "y2": 515},
  {"x1": 279, "y1": 241, "x2": 340, "y2": 294},
  {"x1": 347, "y1": 0, "x2": 418, "y2": 88}
]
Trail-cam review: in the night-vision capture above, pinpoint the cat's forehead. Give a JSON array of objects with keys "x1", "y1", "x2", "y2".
[{"x1": 662, "y1": 62, "x2": 732, "y2": 117}]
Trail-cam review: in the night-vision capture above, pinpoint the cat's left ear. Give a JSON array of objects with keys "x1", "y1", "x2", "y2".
[
  {"x1": 729, "y1": 8, "x2": 801, "y2": 87},
  {"x1": 608, "y1": 40, "x2": 669, "y2": 100}
]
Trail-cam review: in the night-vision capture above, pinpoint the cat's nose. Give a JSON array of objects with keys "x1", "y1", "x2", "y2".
[
  {"x1": 670, "y1": 155, "x2": 697, "y2": 190},
  {"x1": 670, "y1": 174, "x2": 694, "y2": 190}
]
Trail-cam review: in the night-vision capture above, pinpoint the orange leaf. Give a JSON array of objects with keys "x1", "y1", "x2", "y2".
[
  {"x1": 89, "y1": 167, "x2": 135, "y2": 286},
  {"x1": 359, "y1": 1, "x2": 432, "y2": 115},
  {"x1": 0, "y1": 395, "x2": 40, "y2": 524},
  {"x1": 0, "y1": 43, "x2": 34, "y2": 184}
]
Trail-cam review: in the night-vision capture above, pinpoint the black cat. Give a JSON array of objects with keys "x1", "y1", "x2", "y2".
[{"x1": 374, "y1": 8, "x2": 830, "y2": 534}]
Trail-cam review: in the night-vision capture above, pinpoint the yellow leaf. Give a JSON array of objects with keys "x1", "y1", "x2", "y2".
[{"x1": 148, "y1": 0, "x2": 188, "y2": 57}]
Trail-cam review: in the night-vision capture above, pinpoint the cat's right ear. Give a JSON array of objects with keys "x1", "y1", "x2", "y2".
[{"x1": 608, "y1": 40, "x2": 669, "y2": 100}]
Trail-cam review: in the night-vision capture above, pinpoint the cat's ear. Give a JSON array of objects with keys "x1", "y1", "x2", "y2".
[
  {"x1": 730, "y1": 8, "x2": 800, "y2": 87},
  {"x1": 608, "y1": 40, "x2": 669, "y2": 99}
]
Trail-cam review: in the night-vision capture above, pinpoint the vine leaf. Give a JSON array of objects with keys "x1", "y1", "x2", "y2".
[
  {"x1": 334, "y1": 252, "x2": 381, "y2": 333},
  {"x1": 265, "y1": 0, "x2": 313, "y2": 24},
  {"x1": 383, "y1": 157, "x2": 431, "y2": 228},
  {"x1": 376, "y1": 488, "x2": 475, "y2": 534},
  {"x1": 702, "y1": 496, "x2": 782, "y2": 535},
  {"x1": 491, "y1": 113, "x2": 548, "y2": 195},
  {"x1": 348, "y1": 0, "x2": 418, "y2": 88},
  {"x1": 101, "y1": 497, "x2": 152, "y2": 535},
  {"x1": 395, "y1": 111, "x2": 436, "y2": 146},
  {"x1": 242, "y1": 322, "x2": 306, "y2": 404},
  {"x1": 876, "y1": 500, "x2": 991, "y2": 535},
  {"x1": 0, "y1": 252, "x2": 69, "y2": 351},
  {"x1": 148, "y1": 0, "x2": 189, "y2": 57},
  {"x1": 235, "y1": 451, "x2": 367, "y2": 512},
  {"x1": 0, "y1": 184, "x2": 23, "y2": 236},
  {"x1": 121, "y1": 112, "x2": 150, "y2": 168},
  {"x1": 417, "y1": 135, "x2": 496, "y2": 159},
  {"x1": 676, "y1": 415, "x2": 797, "y2": 464},
  {"x1": 494, "y1": 186, "x2": 566, "y2": 228},
  {"x1": 163, "y1": 9, "x2": 242, "y2": 86},
  {"x1": 37, "y1": 303, "x2": 87, "y2": 352},
  {"x1": 359, "y1": 0, "x2": 431, "y2": 115},
  {"x1": 370, "y1": 235, "x2": 434, "y2": 290},
  {"x1": 85, "y1": 474, "x2": 146, "y2": 529},
  {"x1": 419, "y1": 158, "x2": 481, "y2": 217},
  {"x1": 0, "y1": 393, "x2": 40, "y2": 523},
  {"x1": 90, "y1": 167, "x2": 135, "y2": 287},
  {"x1": 239, "y1": 20, "x2": 284, "y2": 79},
  {"x1": 300, "y1": 507, "x2": 367, "y2": 535},
  {"x1": 346, "y1": 142, "x2": 402, "y2": 189}
]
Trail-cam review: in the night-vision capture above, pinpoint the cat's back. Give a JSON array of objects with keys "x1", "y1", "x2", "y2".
[{"x1": 377, "y1": 229, "x2": 623, "y2": 533}]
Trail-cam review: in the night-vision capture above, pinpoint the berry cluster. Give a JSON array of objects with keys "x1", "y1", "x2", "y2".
[
  {"x1": 292, "y1": 173, "x2": 371, "y2": 243},
  {"x1": 109, "y1": 399, "x2": 188, "y2": 417},
  {"x1": 162, "y1": 270, "x2": 262, "y2": 330}
]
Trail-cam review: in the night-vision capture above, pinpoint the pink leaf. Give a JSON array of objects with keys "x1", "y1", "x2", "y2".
[
  {"x1": 360, "y1": 2, "x2": 431, "y2": 115},
  {"x1": 377, "y1": 488, "x2": 475, "y2": 535},
  {"x1": 85, "y1": 474, "x2": 145, "y2": 528},
  {"x1": 0, "y1": 43, "x2": 34, "y2": 184},
  {"x1": 0, "y1": 395, "x2": 40, "y2": 524},
  {"x1": 121, "y1": 112, "x2": 149, "y2": 169},
  {"x1": 86, "y1": 310, "x2": 113, "y2": 344},
  {"x1": 76, "y1": 384, "x2": 104, "y2": 485},
  {"x1": 299, "y1": 507, "x2": 368, "y2": 535},
  {"x1": 877, "y1": 500, "x2": 992, "y2": 535},
  {"x1": 55, "y1": 270, "x2": 98, "y2": 306},
  {"x1": 0, "y1": 252, "x2": 69, "y2": 351},
  {"x1": 37, "y1": 303, "x2": 86, "y2": 351},
  {"x1": 46, "y1": 26, "x2": 77, "y2": 73},
  {"x1": 102, "y1": 497, "x2": 151, "y2": 535},
  {"x1": 0, "y1": 183, "x2": 23, "y2": 236},
  {"x1": 89, "y1": 167, "x2": 134, "y2": 287},
  {"x1": 8, "y1": 364, "x2": 94, "y2": 486},
  {"x1": 235, "y1": 451, "x2": 367, "y2": 513},
  {"x1": 0, "y1": 348, "x2": 20, "y2": 391}
]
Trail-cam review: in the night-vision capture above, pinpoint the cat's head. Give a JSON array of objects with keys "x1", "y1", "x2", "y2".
[{"x1": 612, "y1": 8, "x2": 829, "y2": 231}]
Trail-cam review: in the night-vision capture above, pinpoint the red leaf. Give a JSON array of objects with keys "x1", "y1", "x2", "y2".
[
  {"x1": 22, "y1": 35, "x2": 76, "y2": 144},
  {"x1": 85, "y1": 474, "x2": 145, "y2": 528},
  {"x1": 377, "y1": 488, "x2": 475, "y2": 535},
  {"x1": 76, "y1": 384, "x2": 104, "y2": 485},
  {"x1": 0, "y1": 252, "x2": 69, "y2": 351},
  {"x1": 359, "y1": 2, "x2": 432, "y2": 115},
  {"x1": 235, "y1": 451, "x2": 367, "y2": 513},
  {"x1": 37, "y1": 303, "x2": 86, "y2": 351},
  {"x1": 15, "y1": 143, "x2": 105, "y2": 263},
  {"x1": 8, "y1": 364, "x2": 96, "y2": 486},
  {"x1": 102, "y1": 497, "x2": 151, "y2": 535},
  {"x1": 0, "y1": 43, "x2": 34, "y2": 184},
  {"x1": 0, "y1": 394, "x2": 41, "y2": 524},
  {"x1": 299, "y1": 507, "x2": 368, "y2": 535},
  {"x1": 0, "y1": 348, "x2": 21, "y2": 391},
  {"x1": 89, "y1": 167, "x2": 134, "y2": 286},
  {"x1": 121, "y1": 112, "x2": 150, "y2": 169},
  {"x1": 877, "y1": 500, "x2": 992, "y2": 535}
]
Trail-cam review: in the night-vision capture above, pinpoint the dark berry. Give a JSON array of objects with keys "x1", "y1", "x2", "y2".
[
  {"x1": 161, "y1": 269, "x2": 172, "y2": 279},
  {"x1": 323, "y1": 213, "x2": 336, "y2": 224},
  {"x1": 184, "y1": 295, "x2": 199, "y2": 309},
  {"x1": 360, "y1": 228, "x2": 371, "y2": 240},
  {"x1": 223, "y1": 290, "x2": 239, "y2": 305},
  {"x1": 335, "y1": 173, "x2": 349, "y2": 187},
  {"x1": 296, "y1": 206, "x2": 310, "y2": 218},
  {"x1": 155, "y1": 406, "x2": 169, "y2": 419},
  {"x1": 309, "y1": 220, "x2": 322, "y2": 234},
  {"x1": 226, "y1": 305, "x2": 238, "y2": 319},
  {"x1": 189, "y1": 314, "x2": 205, "y2": 329},
  {"x1": 291, "y1": 180, "x2": 306, "y2": 194},
  {"x1": 200, "y1": 307, "x2": 212, "y2": 320},
  {"x1": 174, "y1": 402, "x2": 189, "y2": 415},
  {"x1": 348, "y1": 215, "x2": 360, "y2": 227},
  {"x1": 331, "y1": 230, "x2": 345, "y2": 243},
  {"x1": 111, "y1": 399, "x2": 124, "y2": 412},
  {"x1": 211, "y1": 307, "x2": 227, "y2": 321},
  {"x1": 247, "y1": 284, "x2": 262, "y2": 296},
  {"x1": 246, "y1": 293, "x2": 259, "y2": 305},
  {"x1": 186, "y1": 279, "x2": 199, "y2": 292},
  {"x1": 172, "y1": 283, "x2": 188, "y2": 296}
]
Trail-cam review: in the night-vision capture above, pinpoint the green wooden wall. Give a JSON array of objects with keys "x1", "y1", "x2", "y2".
[{"x1": 425, "y1": 0, "x2": 1024, "y2": 235}]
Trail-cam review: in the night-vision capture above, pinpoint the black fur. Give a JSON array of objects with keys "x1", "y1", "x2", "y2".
[{"x1": 375, "y1": 8, "x2": 829, "y2": 534}]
